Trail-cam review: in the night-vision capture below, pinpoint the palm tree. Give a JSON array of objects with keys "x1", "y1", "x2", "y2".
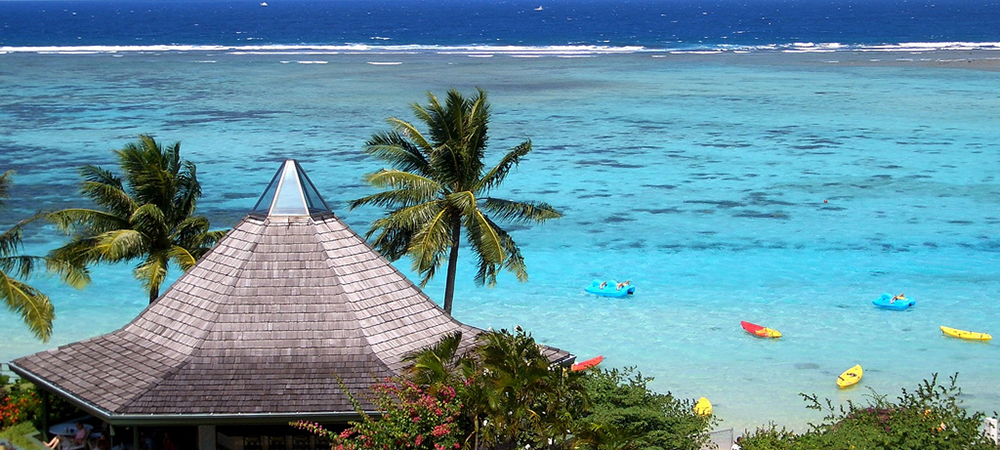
[
  {"x1": 48, "y1": 135, "x2": 225, "y2": 304},
  {"x1": 350, "y1": 88, "x2": 561, "y2": 314},
  {"x1": 1, "y1": 171, "x2": 87, "y2": 341},
  {"x1": 402, "y1": 331, "x2": 475, "y2": 390}
]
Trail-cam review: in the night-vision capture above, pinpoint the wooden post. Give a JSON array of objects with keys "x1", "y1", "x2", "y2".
[
  {"x1": 198, "y1": 425, "x2": 216, "y2": 450},
  {"x1": 41, "y1": 390, "x2": 50, "y2": 441}
]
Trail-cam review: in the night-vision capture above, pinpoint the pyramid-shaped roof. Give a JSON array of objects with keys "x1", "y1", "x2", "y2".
[{"x1": 10, "y1": 160, "x2": 572, "y2": 425}]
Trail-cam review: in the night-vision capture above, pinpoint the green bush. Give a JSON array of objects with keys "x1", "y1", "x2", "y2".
[
  {"x1": 572, "y1": 367, "x2": 715, "y2": 450},
  {"x1": 740, "y1": 374, "x2": 997, "y2": 450},
  {"x1": 737, "y1": 424, "x2": 797, "y2": 450}
]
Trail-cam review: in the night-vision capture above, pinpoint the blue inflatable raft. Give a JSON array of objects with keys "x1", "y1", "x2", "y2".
[
  {"x1": 873, "y1": 293, "x2": 915, "y2": 310},
  {"x1": 585, "y1": 280, "x2": 635, "y2": 298}
]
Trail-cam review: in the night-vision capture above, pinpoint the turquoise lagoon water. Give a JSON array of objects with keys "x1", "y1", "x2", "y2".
[{"x1": 1, "y1": 50, "x2": 999, "y2": 432}]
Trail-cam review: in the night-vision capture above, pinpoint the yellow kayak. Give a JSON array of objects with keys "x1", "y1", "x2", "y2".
[
  {"x1": 693, "y1": 397, "x2": 713, "y2": 416},
  {"x1": 837, "y1": 364, "x2": 863, "y2": 388},
  {"x1": 940, "y1": 326, "x2": 992, "y2": 341}
]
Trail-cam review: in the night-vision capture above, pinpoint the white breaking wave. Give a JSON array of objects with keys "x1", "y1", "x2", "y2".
[
  {"x1": 2, "y1": 42, "x2": 1000, "y2": 56},
  {"x1": 0, "y1": 43, "x2": 649, "y2": 56}
]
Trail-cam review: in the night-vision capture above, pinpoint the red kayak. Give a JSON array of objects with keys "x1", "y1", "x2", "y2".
[
  {"x1": 740, "y1": 320, "x2": 782, "y2": 338},
  {"x1": 571, "y1": 355, "x2": 604, "y2": 371}
]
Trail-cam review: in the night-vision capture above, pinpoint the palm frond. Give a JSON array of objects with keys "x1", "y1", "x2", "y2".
[
  {"x1": 172, "y1": 215, "x2": 209, "y2": 241},
  {"x1": 350, "y1": 190, "x2": 420, "y2": 211},
  {"x1": 78, "y1": 164, "x2": 136, "y2": 218},
  {"x1": 0, "y1": 170, "x2": 13, "y2": 207},
  {"x1": 365, "y1": 219, "x2": 416, "y2": 261},
  {"x1": 167, "y1": 245, "x2": 198, "y2": 271},
  {"x1": 44, "y1": 258, "x2": 91, "y2": 289},
  {"x1": 47, "y1": 208, "x2": 130, "y2": 235},
  {"x1": 47, "y1": 237, "x2": 102, "y2": 267},
  {"x1": 134, "y1": 253, "x2": 169, "y2": 300},
  {"x1": 402, "y1": 331, "x2": 466, "y2": 387},
  {"x1": 490, "y1": 217, "x2": 528, "y2": 283},
  {"x1": 364, "y1": 169, "x2": 441, "y2": 193},
  {"x1": 461, "y1": 87, "x2": 491, "y2": 166},
  {"x1": 202, "y1": 229, "x2": 229, "y2": 247},
  {"x1": 79, "y1": 177, "x2": 136, "y2": 219},
  {"x1": 463, "y1": 210, "x2": 507, "y2": 287},
  {"x1": 480, "y1": 198, "x2": 562, "y2": 224},
  {"x1": 91, "y1": 229, "x2": 148, "y2": 262},
  {"x1": 180, "y1": 227, "x2": 227, "y2": 263},
  {"x1": 78, "y1": 164, "x2": 123, "y2": 190},
  {"x1": 411, "y1": 92, "x2": 446, "y2": 142},
  {"x1": 367, "y1": 126, "x2": 432, "y2": 174},
  {"x1": 476, "y1": 140, "x2": 532, "y2": 193},
  {"x1": 173, "y1": 160, "x2": 202, "y2": 221},
  {"x1": 469, "y1": 214, "x2": 528, "y2": 286},
  {"x1": 0, "y1": 271, "x2": 55, "y2": 341},
  {"x1": 364, "y1": 200, "x2": 446, "y2": 261},
  {"x1": 350, "y1": 170, "x2": 441, "y2": 210},
  {"x1": 0, "y1": 255, "x2": 39, "y2": 279},
  {"x1": 173, "y1": 216, "x2": 225, "y2": 257},
  {"x1": 409, "y1": 206, "x2": 455, "y2": 286},
  {"x1": 0, "y1": 221, "x2": 24, "y2": 258},
  {"x1": 130, "y1": 203, "x2": 168, "y2": 237},
  {"x1": 1, "y1": 213, "x2": 52, "y2": 258}
]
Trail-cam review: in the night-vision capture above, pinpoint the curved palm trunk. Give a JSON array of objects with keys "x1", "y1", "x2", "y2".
[
  {"x1": 148, "y1": 287, "x2": 159, "y2": 305},
  {"x1": 442, "y1": 219, "x2": 462, "y2": 315}
]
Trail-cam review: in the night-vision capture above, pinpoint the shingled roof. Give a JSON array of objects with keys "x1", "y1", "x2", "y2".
[{"x1": 10, "y1": 160, "x2": 572, "y2": 425}]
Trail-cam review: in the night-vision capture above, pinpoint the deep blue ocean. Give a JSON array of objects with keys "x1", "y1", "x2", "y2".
[
  {"x1": 1, "y1": 0, "x2": 999, "y2": 437},
  {"x1": 3, "y1": 0, "x2": 1000, "y2": 50}
]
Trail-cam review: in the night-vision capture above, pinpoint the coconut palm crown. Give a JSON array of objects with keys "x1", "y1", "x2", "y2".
[
  {"x1": 48, "y1": 135, "x2": 226, "y2": 304},
  {"x1": 350, "y1": 88, "x2": 561, "y2": 314}
]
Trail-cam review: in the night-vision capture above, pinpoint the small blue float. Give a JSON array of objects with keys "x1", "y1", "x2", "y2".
[
  {"x1": 585, "y1": 279, "x2": 635, "y2": 298},
  {"x1": 872, "y1": 293, "x2": 915, "y2": 310}
]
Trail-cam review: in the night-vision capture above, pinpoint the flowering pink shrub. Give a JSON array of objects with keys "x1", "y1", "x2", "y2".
[{"x1": 292, "y1": 379, "x2": 462, "y2": 450}]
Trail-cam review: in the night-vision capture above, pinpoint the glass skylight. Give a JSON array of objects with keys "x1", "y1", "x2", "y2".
[{"x1": 251, "y1": 160, "x2": 331, "y2": 217}]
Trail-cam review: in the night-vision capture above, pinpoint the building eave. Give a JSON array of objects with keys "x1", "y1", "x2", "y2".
[{"x1": 8, "y1": 362, "x2": 375, "y2": 426}]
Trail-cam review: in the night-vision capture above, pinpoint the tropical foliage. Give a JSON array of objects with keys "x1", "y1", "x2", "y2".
[
  {"x1": 48, "y1": 135, "x2": 225, "y2": 304},
  {"x1": 351, "y1": 88, "x2": 561, "y2": 314},
  {"x1": 0, "y1": 171, "x2": 86, "y2": 341},
  {"x1": 739, "y1": 373, "x2": 996, "y2": 450},
  {"x1": 574, "y1": 367, "x2": 714, "y2": 450},
  {"x1": 297, "y1": 327, "x2": 712, "y2": 450},
  {"x1": 470, "y1": 327, "x2": 588, "y2": 450}
]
